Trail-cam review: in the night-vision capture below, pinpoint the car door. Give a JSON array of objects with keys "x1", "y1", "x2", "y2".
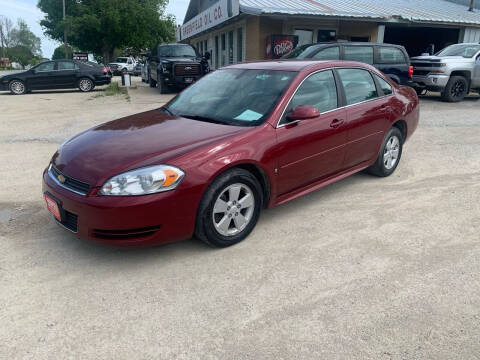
[
  {"x1": 336, "y1": 68, "x2": 391, "y2": 169},
  {"x1": 55, "y1": 61, "x2": 79, "y2": 88},
  {"x1": 28, "y1": 61, "x2": 56, "y2": 89},
  {"x1": 275, "y1": 69, "x2": 348, "y2": 196},
  {"x1": 375, "y1": 46, "x2": 410, "y2": 85}
]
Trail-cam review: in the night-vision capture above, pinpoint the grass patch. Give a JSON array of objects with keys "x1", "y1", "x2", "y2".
[{"x1": 91, "y1": 82, "x2": 130, "y2": 101}]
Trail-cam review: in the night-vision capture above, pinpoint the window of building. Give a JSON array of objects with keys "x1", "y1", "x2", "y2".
[
  {"x1": 221, "y1": 33, "x2": 226, "y2": 66},
  {"x1": 312, "y1": 46, "x2": 340, "y2": 60},
  {"x1": 378, "y1": 47, "x2": 407, "y2": 64},
  {"x1": 228, "y1": 31, "x2": 234, "y2": 64},
  {"x1": 215, "y1": 36, "x2": 219, "y2": 69},
  {"x1": 344, "y1": 46, "x2": 374, "y2": 64},
  {"x1": 237, "y1": 28, "x2": 243, "y2": 62},
  {"x1": 294, "y1": 29, "x2": 313, "y2": 47},
  {"x1": 317, "y1": 29, "x2": 336, "y2": 42},
  {"x1": 374, "y1": 74, "x2": 393, "y2": 95},
  {"x1": 337, "y1": 68, "x2": 378, "y2": 105}
]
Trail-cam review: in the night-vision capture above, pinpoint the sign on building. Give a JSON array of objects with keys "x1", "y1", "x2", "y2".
[{"x1": 180, "y1": 0, "x2": 239, "y2": 41}]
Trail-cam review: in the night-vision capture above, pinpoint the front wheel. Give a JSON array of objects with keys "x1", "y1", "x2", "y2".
[
  {"x1": 158, "y1": 77, "x2": 169, "y2": 94},
  {"x1": 9, "y1": 80, "x2": 26, "y2": 95},
  {"x1": 367, "y1": 127, "x2": 403, "y2": 177},
  {"x1": 195, "y1": 168, "x2": 263, "y2": 247},
  {"x1": 442, "y1": 76, "x2": 468, "y2": 102},
  {"x1": 149, "y1": 74, "x2": 157, "y2": 88},
  {"x1": 78, "y1": 78, "x2": 94, "y2": 92}
]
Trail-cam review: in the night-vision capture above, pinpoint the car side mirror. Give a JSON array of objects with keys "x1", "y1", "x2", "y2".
[
  {"x1": 287, "y1": 105, "x2": 320, "y2": 122},
  {"x1": 204, "y1": 52, "x2": 211, "y2": 60}
]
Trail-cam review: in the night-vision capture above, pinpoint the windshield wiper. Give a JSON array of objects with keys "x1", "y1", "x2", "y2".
[
  {"x1": 160, "y1": 106, "x2": 175, "y2": 116},
  {"x1": 178, "y1": 114, "x2": 225, "y2": 125}
]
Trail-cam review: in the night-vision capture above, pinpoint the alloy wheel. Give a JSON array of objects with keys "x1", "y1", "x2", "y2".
[
  {"x1": 10, "y1": 81, "x2": 25, "y2": 95},
  {"x1": 451, "y1": 80, "x2": 466, "y2": 99},
  {"x1": 383, "y1": 135, "x2": 400, "y2": 170},
  {"x1": 79, "y1": 79, "x2": 92, "y2": 92},
  {"x1": 212, "y1": 183, "x2": 255, "y2": 236}
]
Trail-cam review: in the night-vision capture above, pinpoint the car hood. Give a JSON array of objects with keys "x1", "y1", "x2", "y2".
[
  {"x1": 161, "y1": 57, "x2": 202, "y2": 63},
  {"x1": 411, "y1": 55, "x2": 470, "y2": 62},
  {"x1": 52, "y1": 110, "x2": 249, "y2": 186},
  {"x1": 108, "y1": 62, "x2": 128, "y2": 66}
]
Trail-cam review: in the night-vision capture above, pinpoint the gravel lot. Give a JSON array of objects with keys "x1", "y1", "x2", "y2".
[{"x1": 0, "y1": 77, "x2": 479, "y2": 359}]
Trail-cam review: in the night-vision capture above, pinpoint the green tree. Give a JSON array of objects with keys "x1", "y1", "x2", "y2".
[
  {"x1": 7, "y1": 45, "x2": 34, "y2": 68},
  {"x1": 10, "y1": 19, "x2": 42, "y2": 56},
  {"x1": 38, "y1": 0, "x2": 176, "y2": 63},
  {"x1": 51, "y1": 44, "x2": 78, "y2": 60}
]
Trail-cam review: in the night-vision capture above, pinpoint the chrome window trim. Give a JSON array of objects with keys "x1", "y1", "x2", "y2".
[
  {"x1": 48, "y1": 164, "x2": 87, "y2": 196},
  {"x1": 276, "y1": 66, "x2": 395, "y2": 129}
]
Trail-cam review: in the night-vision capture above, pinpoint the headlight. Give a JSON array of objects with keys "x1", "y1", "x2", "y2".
[
  {"x1": 161, "y1": 62, "x2": 170, "y2": 73},
  {"x1": 100, "y1": 165, "x2": 185, "y2": 196}
]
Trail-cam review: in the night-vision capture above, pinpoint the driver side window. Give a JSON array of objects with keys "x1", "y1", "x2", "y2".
[{"x1": 281, "y1": 70, "x2": 338, "y2": 125}]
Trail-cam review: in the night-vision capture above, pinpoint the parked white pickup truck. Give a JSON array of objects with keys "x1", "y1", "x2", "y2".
[
  {"x1": 107, "y1": 57, "x2": 137, "y2": 75},
  {"x1": 411, "y1": 43, "x2": 480, "y2": 102}
]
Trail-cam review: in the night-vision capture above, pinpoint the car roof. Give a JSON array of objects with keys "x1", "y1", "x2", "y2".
[{"x1": 226, "y1": 60, "x2": 374, "y2": 72}]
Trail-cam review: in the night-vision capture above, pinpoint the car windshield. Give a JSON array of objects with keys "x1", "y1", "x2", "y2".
[
  {"x1": 158, "y1": 45, "x2": 197, "y2": 57},
  {"x1": 165, "y1": 69, "x2": 297, "y2": 126},
  {"x1": 436, "y1": 44, "x2": 480, "y2": 58},
  {"x1": 282, "y1": 44, "x2": 319, "y2": 59},
  {"x1": 115, "y1": 58, "x2": 128, "y2": 63}
]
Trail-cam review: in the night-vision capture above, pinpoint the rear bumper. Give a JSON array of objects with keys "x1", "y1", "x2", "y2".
[
  {"x1": 94, "y1": 76, "x2": 111, "y2": 86},
  {"x1": 42, "y1": 167, "x2": 200, "y2": 248}
]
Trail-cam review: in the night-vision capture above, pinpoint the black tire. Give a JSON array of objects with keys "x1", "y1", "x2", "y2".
[
  {"x1": 367, "y1": 127, "x2": 403, "y2": 177},
  {"x1": 149, "y1": 74, "x2": 157, "y2": 88},
  {"x1": 195, "y1": 168, "x2": 263, "y2": 248},
  {"x1": 414, "y1": 87, "x2": 426, "y2": 96},
  {"x1": 441, "y1": 76, "x2": 468, "y2": 102},
  {"x1": 78, "y1": 78, "x2": 94, "y2": 92},
  {"x1": 9, "y1": 80, "x2": 26, "y2": 95}
]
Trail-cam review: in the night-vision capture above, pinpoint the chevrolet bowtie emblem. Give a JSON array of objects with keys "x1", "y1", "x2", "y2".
[
  {"x1": 185, "y1": 66, "x2": 192, "y2": 70},
  {"x1": 57, "y1": 174, "x2": 66, "y2": 183}
]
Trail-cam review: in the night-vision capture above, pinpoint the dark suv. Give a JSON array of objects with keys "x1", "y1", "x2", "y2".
[
  {"x1": 147, "y1": 43, "x2": 210, "y2": 94},
  {"x1": 283, "y1": 42, "x2": 413, "y2": 86}
]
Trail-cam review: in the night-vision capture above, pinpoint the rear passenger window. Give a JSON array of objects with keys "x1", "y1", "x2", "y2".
[
  {"x1": 312, "y1": 46, "x2": 340, "y2": 60},
  {"x1": 344, "y1": 46, "x2": 374, "y2": 65},
  {"x1": 378, "y1": 47, "x2": 406, "y2": 64},
  {"x1": 57, "y1": 61, "x2": 77, "y2": 70},
  {"x1": 282, "y1": 70, "x2": 338, "y2": 124},
  {"x1": 337, "y1": 68, "x2": 378, "y2": 105},
  {"x1": 374, "y1": 74, "x2": 393, "y2": 95}
]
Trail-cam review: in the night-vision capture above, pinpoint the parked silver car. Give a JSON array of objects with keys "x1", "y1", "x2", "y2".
[{"x1": 411, "y1": 43, "x2": 480, "y2": 102}]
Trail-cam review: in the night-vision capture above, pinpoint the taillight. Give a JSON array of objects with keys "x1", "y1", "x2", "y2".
[{"x1": 408, "y1": 65, "x2": 413, "y2": 78}]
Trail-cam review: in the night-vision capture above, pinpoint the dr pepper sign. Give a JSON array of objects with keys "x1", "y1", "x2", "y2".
[{"x1": 266, "y1": 35, "x2": 299, "y2": 59}]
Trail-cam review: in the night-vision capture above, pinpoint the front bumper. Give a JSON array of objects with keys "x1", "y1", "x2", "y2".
[
  {"x1": 412, "y1": 74, "x2": 449, "y2": 90},
  {"x1": 162, "y1": 74, "x2": 202, "y2": 88},
  {"x1": 42, "y1": 167, "x2": 199, "y2": 247},
  {"x1": 0, "y1": 79, "x2": 9, "y2": 91}
]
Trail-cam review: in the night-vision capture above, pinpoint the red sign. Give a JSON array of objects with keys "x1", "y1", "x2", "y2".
[{"x1": 266, "y1": 35, "x2": 299, "y2": 59}]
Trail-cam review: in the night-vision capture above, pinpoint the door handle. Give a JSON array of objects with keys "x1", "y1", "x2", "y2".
[{"x1": 330, "y1": 119, "x2": 344, "y2": 128}]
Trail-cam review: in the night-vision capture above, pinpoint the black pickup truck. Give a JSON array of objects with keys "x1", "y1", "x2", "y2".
[{"x1": 147, "y1": 43, "x2": 210, "y2": 94}]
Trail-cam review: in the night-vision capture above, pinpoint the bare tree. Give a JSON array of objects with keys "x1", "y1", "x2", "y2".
[{"x1": 0, "y1": 16, "x2": 14, "y2": 58}]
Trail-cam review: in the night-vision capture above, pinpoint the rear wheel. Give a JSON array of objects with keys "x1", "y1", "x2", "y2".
[
  {"x1": 78, "y1": 78, "x2": 94, "y2": 92},
  {"x1": 195, "y1": 168, "x2": 263, "y2": 247},
  {"x1": 367, "y1": 127, "x2": 403, "y2": 177},
  {"x1": 442, "y1": 76, "x2": 468, "y2": 102},
  {"x1": 9, "y1": 80, "x2": 26, "y2": 95}
]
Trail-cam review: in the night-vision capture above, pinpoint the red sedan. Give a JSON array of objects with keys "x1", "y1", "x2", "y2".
[{"x1": 43, "y1": 60, "x2": 419, "y2": 248}]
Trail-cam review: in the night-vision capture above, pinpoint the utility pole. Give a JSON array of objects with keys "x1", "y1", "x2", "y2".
[
  {"x1": 63, "y1": 0, "x2": 68, "y2": 58},
  {"x1": 469, "y1": 0, "x2": 475, "y2": 11}
]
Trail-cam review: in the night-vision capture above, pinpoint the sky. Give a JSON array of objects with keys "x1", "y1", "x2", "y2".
[{"x1": 0, "y1": 0, "x2": 190, "y2": 59}]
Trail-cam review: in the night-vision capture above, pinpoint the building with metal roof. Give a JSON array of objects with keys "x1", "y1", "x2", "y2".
[{"x1": 179, "y1": 0, "x2": 480, "y2": 69}]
